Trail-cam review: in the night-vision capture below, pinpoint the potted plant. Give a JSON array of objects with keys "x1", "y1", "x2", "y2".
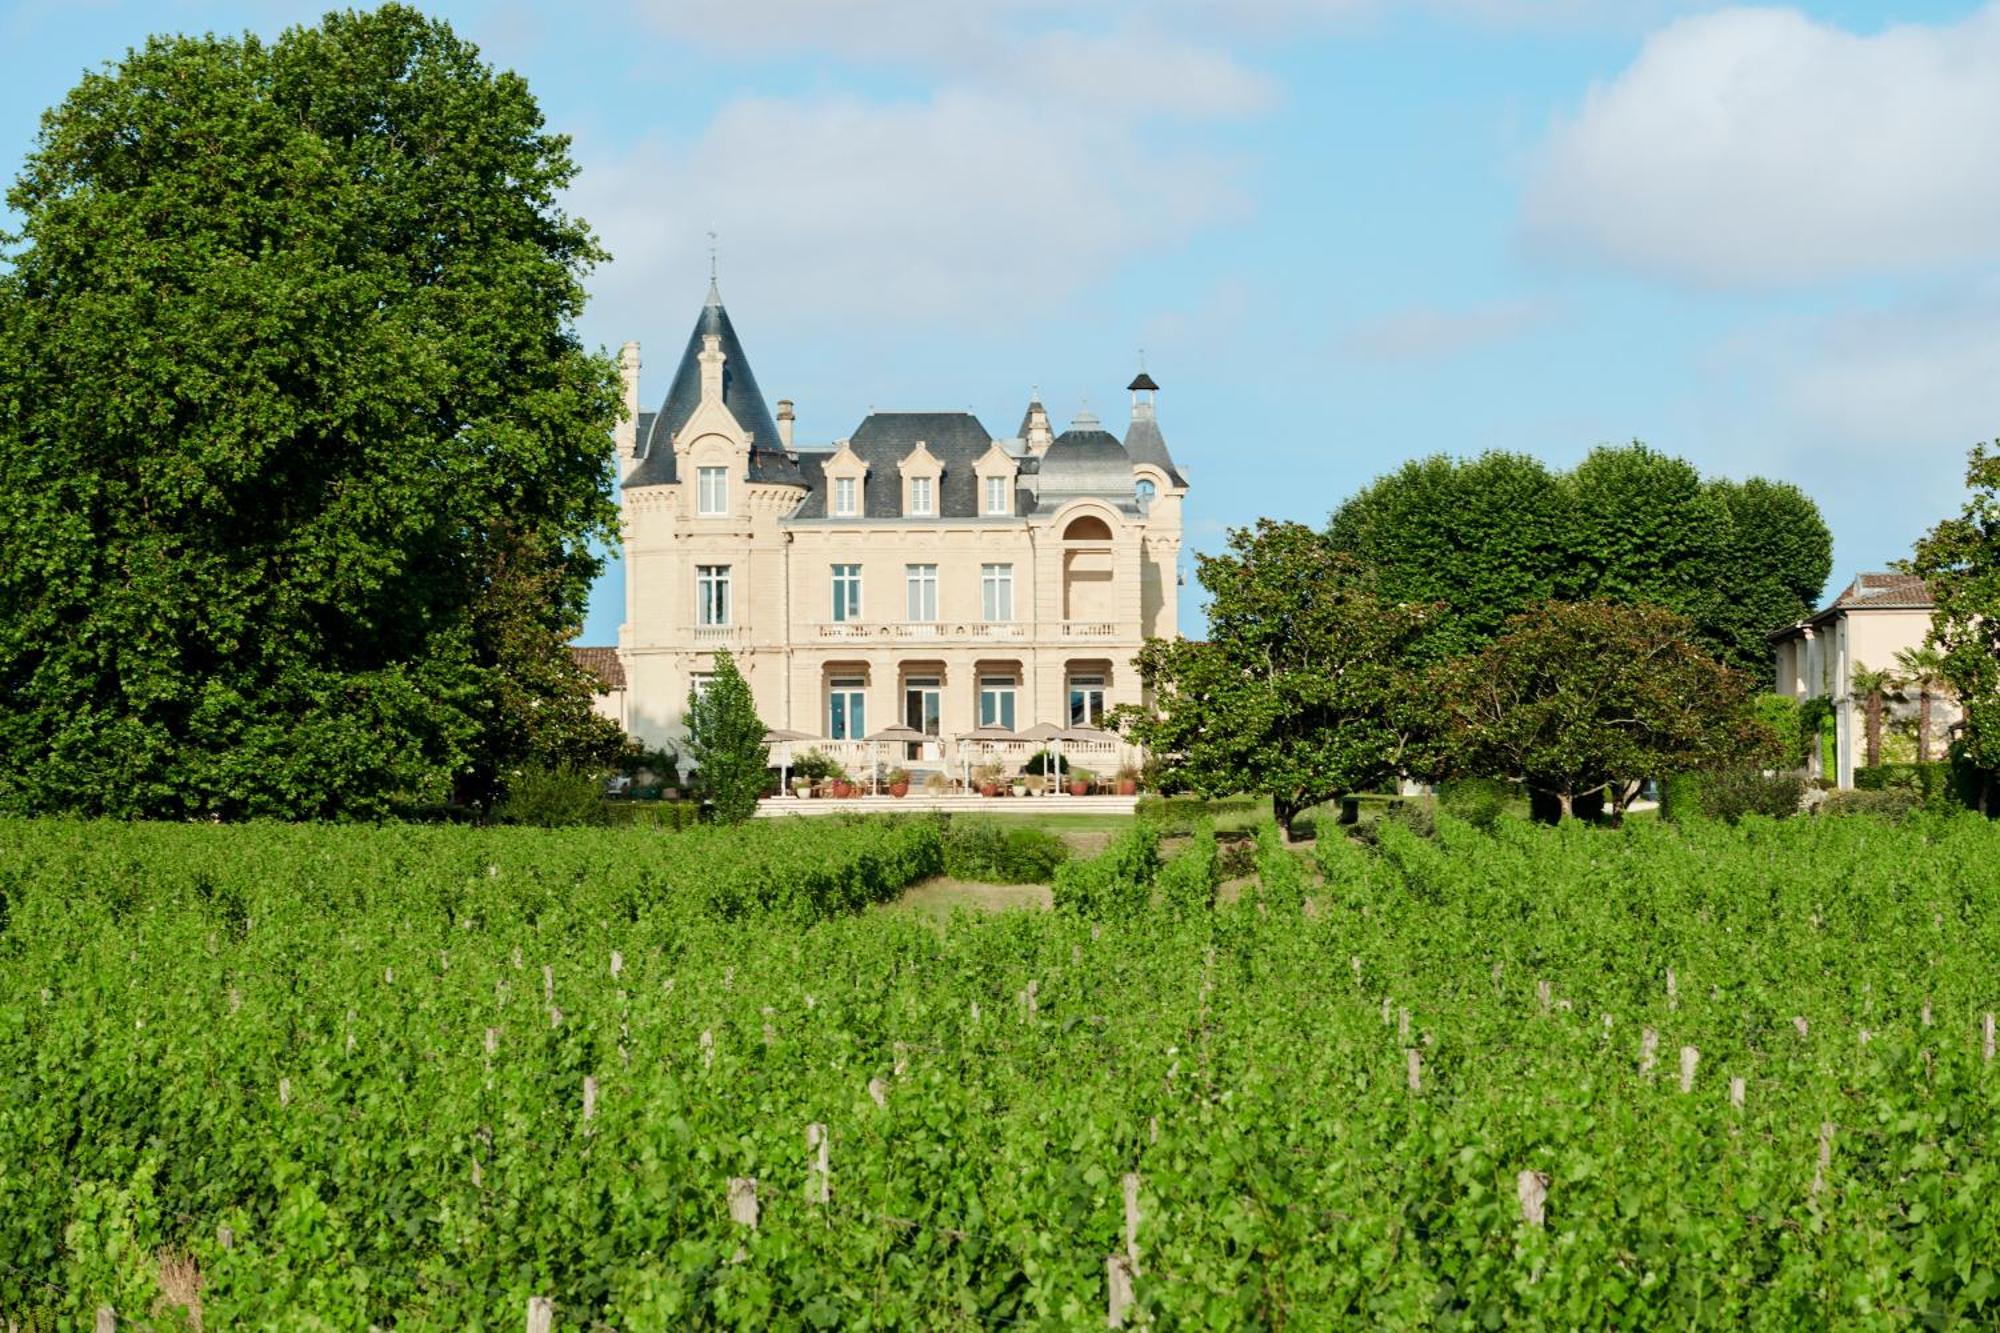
[
  {"x1": 831, "y1": 777, "x2": 854, "y2": 798},
  {"x1": 1114, "y1": 762, "x2": 1140, "y2": 797},
  {"x1": 1068, "y1": 766, "x2": 1093, "y2": 797},
  {"x1": 886, "y1": 767, "x2": 911, "y2": 798},
  {"x1": 792, "y1": 777, "x2": 811, "y2": 798},
  {"x1": 975, "y1": 760, "x2": 1005, "y2": 798},
  {"x1": 1011, "y1": 774, "x2": 1029, "y2": 798}
]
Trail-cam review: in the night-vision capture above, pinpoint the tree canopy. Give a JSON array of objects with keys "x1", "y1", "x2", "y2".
[
  {"x1": 1327, "y1": 443, "x2": 1831, "y2": 675},
  {"x1": 1426, "y1": 600, "x2": 1778, "y2": 821},
  {"x1": 1909, "y1": 442, "x2": 2000, "y2": 792},
  {"x1": 0, "y1": 6, "x2": 620, "y2": 818},
  {"x1": 1115, "y1": 520, "x2": 1434, "y2": 838},
  {"x1": 683, "y1": 652, "x2": 769, "y2": 825}
]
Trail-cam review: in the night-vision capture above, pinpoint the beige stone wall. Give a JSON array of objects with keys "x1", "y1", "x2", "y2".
[
  {"x1": 612, "y1": 340, "x2": 1184, "y2": 760},
  {"x1": 1772, "y1": 607, "x2": 1957, "y2": 786}
]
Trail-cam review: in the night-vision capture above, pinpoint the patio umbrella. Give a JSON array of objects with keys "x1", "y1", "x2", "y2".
[
  {"x1": 958, "y1": 724, "x2": 1017, "y2": 792},
  {"x1": 863, "y1": 724, "x2": 928, "y2": 796},
  {"x1": 763, "y1": 728, "x2": 816, "y2": 795},
  {"x1": 1016, "y1": 722, "x2": 1064, "y2": 796},
  {"x1": 1059, "y1": 725, "x2": 1119, "y2": 795}
]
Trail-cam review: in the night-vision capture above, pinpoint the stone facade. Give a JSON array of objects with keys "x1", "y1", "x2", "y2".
[{"x1": 594, "y1": 281, "x2": 1187, "y2": 776}]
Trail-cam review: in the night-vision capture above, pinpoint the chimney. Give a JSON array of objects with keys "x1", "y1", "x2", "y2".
[
  {"x1": 616, "y1": 341, "x2": 641, "y2": 473},
  {"x1": 1023, "y1": 398, "x2": 1054, "y2": 455},
  {"x1": 776, "y1": 399, "x2": 795, "y2": 449}
]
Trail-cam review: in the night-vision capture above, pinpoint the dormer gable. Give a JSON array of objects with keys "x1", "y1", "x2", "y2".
[
  {"x1": 898, "y1": 440, "x2": 943, "y2": 517},
  {"x1": 973, "y1": 441, "x2": 1021, "y2": 517},
  {"x1": 822, "y1": 439, "x2": 869, "y2": 518}
]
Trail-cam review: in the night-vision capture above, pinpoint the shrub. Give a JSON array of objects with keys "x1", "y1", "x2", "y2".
[
  {"x1": 1697, "y1": 770, "x2": 1805, "y2": 824},
  {"x1": 1136, "y1": 794, "x2": 1263, "y2": 835},
  {"x1": 1157, "y1": 821, "x2": 1218, "y2": 918},
  {"x1": 1385, "y1": 799, "x2": 1437, "y2": 839},
  {"x1": 1752, "y1": 693, "x2": 1808, "y2": 768},
  {"x1": 1821, "y1": 788, "x2": 1922, "y2": 823},
  {"x1": 493, "y1": 766, "x2": 611, "y2": 827},
  {"x1": 792, "y1": 749, "x2": 846, "y2": 783},
  {"x1": 1052, "y1": 823, "x2": 1157, "y2": 918},
  {"x1": 1437, "y1": 778, "x2": 1515, "y2": 830},
  {"x1": 1023, "y1": 750, "x2": 1070, "y2": 777},
  {"x1": 1855, "y1": 762, "x2": 1973, "y2": 810},
  {"x1": 1215, "y1": 833, "x2": 1258, "y2": 880},
  {"x1": 940, "y1": 821, "x2": 1070, "y2": 884},
  {"x1": 1253, "y1": 822, "x2": 1309, "y2": 913}
]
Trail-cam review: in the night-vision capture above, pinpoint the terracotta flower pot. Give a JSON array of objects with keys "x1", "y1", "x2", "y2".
[
  {"x1": 1117, "y1": 779, "x2": 1137, "y2": 796},
  {"x1": 832, "y1": 781, "x2": 852, "y2": 798},
  {"x1": 889, "y1": 781, "x2": 910, "y2": 798},
  {"x1": 979, "y1": 782, "x2": 997, "y2": 797},
  {"x1": 1069, "y1": 780, "x2": 1089, "y2": 796}
]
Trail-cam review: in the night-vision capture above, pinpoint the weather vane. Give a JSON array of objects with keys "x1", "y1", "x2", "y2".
[{"x1": 707, "y1": 227, "x2": 719, "y2": 283}]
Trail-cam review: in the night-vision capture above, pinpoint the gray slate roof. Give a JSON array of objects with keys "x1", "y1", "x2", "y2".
[
  {"x1": 1122, "y1": 410, "x2": 1185, "y2": 487},
  {"x1": 1040, "y1": 427, "x2": 1132, "y2": 495},
  {"x1": 625, "y1": 285, "x2": 802, "y2": 489},
  {"x1": 790, "y1": 412, "x2": 998, "y2": 519}
]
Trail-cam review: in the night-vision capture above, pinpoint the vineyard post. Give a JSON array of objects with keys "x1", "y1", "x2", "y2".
[
  {"x1": 1537, "y1": 980, "x2": 1551, "y2": 1014},
  {"x1": 807, "y1": 1123, "x2": 830, "y2": 1205},
  {"x1": 1517, "y1": 1170, "x2": 1548, "y2": 1228},
  {"x1": 1406, "y1": 1048, "x2": 1422, "y2": 1094},
  {"x1": 1640, "y1": 1028, "x2": 1658, "y2": 1079},
  {"x1": 217, "y1": 1223, "x2": 234, "y2": 1250},
  {"x1": 1922, "y1": 999, "x2": 1932, "y2": 1027},
  {"x1": 868, "y1": 1077, "x2": 888, "y2": 1108},
  {"x1": 1122, "y1": 1172, "x2": 1142, "y2": 1267},
  {"x1": 485, "y1": 1027, "x2": 499, "y2": 1057},
  {"x1": 582, "y1": 1076, "x2": 598, "y2": 1129},
  {"x1": 610, "y1": 949, "x2": 623, "y2": 979},
  {"x1": 526, "y1": 1296, "x2": 553, "y2": 1333},
  {"x1": 544, "y1": 965, "x2": 554, "y2": 1005},
  {"x1": 701, "y1": 1029, "x2": 714, "y2": 1069},
  {"x1": 1793, "y1": 1016, "x2": 1808, "y2": 1040},
  {"x1": 1666, "y1": 967, "x2": 1677, "y2": 1012},
  {"x1": 279, "y1": 1076, "x2": 291, "y2": 1108},
  {"x1": 763, "y1": 1007, "x2": 776, "y2": 1047},
  {"x1": 1985, "y1": 1013, "x2": 1995, "y2": 1064},
  {"x1": 1107, "y1": 1255, "x2": 1136, "y2": 1328},
  {"x1": 1679, "y1": 1046, "x2": 1699, "y2": 1094},
  {"x1": 1730, "y1": 1077, "x2": 1745, "y2": 1110},
  {"x1": 1398, "y1": 1008, "x2": 1411, "y2": 1043},
  {"x1": 1812, "y1": 1122, "x2": 1835, "y2": 1197},
  {"x1": 95, "y1": 1308, "x2": 113, "y2": 1333},
  {"x1": 728, "y1": 1177, "x2": 759, "y2": 1228}
]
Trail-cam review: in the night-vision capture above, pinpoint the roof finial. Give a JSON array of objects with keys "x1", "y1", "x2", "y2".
[
  {"x1": 706, "y1": 227, "x2": 721, "y2": 304},
  {"x1": 1138, "y1": 346, "x2": 1146, "y2": 372}
]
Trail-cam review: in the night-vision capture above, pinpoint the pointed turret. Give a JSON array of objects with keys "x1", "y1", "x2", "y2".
[
  {"x1": 624, "y1": 282, "x2": 802, "y2": 488},
  {"x1": 1123, "y1": 368, "x2": 1184, "y2": 486},
  {"x1": 1018, "y1": 394, "x2": 1055, "y2": 455}
]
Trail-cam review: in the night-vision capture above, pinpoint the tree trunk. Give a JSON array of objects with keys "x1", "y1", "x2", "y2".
[
  {"x1": 1917, "y1": 689, "x2": 1932, "y2": 763},
  {"x1": 1275, "y1": 795, "x2": 1300, "y2": 842},
  {"x1": 1866, "y1": 691, "x2": 1882, "y2": 769},
  {"x1": 1528, "y1": 788, "x2": 1563, "y2": 824}
]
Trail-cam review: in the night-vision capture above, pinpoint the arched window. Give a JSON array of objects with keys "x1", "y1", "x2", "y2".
[
  {"x1": 1062, "y1": 514, "x2": 1113, "y2": 541},
  {"x1": 1134, "y1": 478, "x2": 1156, "y2": 514}
]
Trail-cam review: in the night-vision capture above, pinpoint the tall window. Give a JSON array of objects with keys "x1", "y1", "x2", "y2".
[
  {"x1": 698, "y1": 466, "x2": 728, "y2": 515},
  {"x1": 834, "y1": 476, "x2": 858, "y2": 516},
  {"x1": 690, "y1": 672, "x2": 714, "y2": 700},
  {"x1": 985, "y1": 476, "x2": 1009, "y2": 515},
  {"x1": 828, "y1": 678, "x2": 865, "y2": 740},
  {"x1": 979, "y1": 676, "x2": 1017, "y2": 730},
  {"x1": 1134, "y1": 478, "x2": 1156, "y2": 515},
  {"x1": 905, "y1": 564, "x2": 938, "y2": 622},
  {"x1": 981, "y1": 563, "x2": 1014, "y2": 621},
  {"x1": 908, "y1": 476, "x2": 934, "y2": 516},
  {"x1": 696, "y1": 565, "x2": 731, "y2": 626},
  {"x1": 830, "y1": 564, "x2": 861, "y2": 622},
  {"x1": 1069, "y1": 674, "x2": 1105, "y2": 726}
]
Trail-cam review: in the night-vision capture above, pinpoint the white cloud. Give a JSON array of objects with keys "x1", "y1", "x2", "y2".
[
  {"x1": 572, "y1": 89, "x2": 1249, "y2": 334},
  {"x1": 1524, "y1": 5, "x2": 2000, "y2": 286},
  {"x1": 1341, "y1": 299, "x2": 1555, "y2": 360}
]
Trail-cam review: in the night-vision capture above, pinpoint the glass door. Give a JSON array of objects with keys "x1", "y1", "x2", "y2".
[{"x1": 904, "y1": 677, "x2": 941, "y2": 760}]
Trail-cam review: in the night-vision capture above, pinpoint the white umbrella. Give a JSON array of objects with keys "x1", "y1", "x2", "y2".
[
  {"x1": 1059, "y1": 725, "x2": 1118, "y2": 795},
  {"x1": 1017, "y1": 722, "x2": 1064, "y2": 796},
  {"x1": 959, "y1": 724, "x2": 1016, "y2": 793},
  {"x1": 763, "y1": 728, "x2": 816, "y2": 796},
  {"x1": 864, "y1": 724, "x2": 927, "y2": 796}
]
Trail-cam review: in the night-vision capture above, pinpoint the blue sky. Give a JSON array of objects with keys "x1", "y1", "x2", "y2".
[{"x1": 6, "y1": 0, "x2": 1998, "y2": 643}]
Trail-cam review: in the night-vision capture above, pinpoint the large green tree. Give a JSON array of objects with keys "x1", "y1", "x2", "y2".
[
  {"x1": 1909, "y1": 442, "x2": 2000, "y2": 804},
  {"x1": 1427, "y1": 600, "x2": 1778, "y2": 822},
  {"x1": 0, "y1": 6, "x2": 620, "y2": 818},
  {"x1": 1328, "y1": 443, "x2": 1831, "y2": 675},
  {"x1": 683, "y1": 651, "x2": 769, "y2": 825},
  {"x1": 1115, "y1": 520, "x2": 1435, "y2": 839}
]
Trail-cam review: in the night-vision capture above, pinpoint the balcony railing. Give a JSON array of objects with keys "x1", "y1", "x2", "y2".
[
  {"x1": 692, "y1": 625, "x2": 745, "y2": 646},
  {"x1": 808, "y1": 621, "x2": 1130, "y2": 643},
  {"x1": 811, "y1": 621, "x2": 1030, "y2": 642}
]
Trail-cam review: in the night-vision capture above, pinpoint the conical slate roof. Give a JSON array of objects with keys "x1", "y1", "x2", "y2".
[
  {"x1": 1123, "y1": 411, "x2": 1184, "y2": 488},
  {"x1": 625, "y1": 284, "x2": 801, "y2": 488}
]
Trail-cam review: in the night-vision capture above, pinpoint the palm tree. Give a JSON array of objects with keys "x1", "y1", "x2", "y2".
[
  {"x1": 1849, "y1": 661, "x2": 1895, "y2": 770},
  {"x1": 1894, "y1": 646, "x2": 1950, "y2": 764}
]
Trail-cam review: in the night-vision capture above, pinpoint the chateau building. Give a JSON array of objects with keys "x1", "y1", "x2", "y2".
[{"x1": 599, "y1": 279, "x2": 1188, "y2": 774}]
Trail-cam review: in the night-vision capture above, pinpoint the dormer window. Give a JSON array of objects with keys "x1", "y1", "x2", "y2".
[
  {"x1": 834, "y1": 476, "x2": 858, "y2": 516},
  {"x1": 985, "y1": 475, "x2": 1010, "y2": 515},
  {"x1": 698, "y1": 466, "x2": 728, "y2": 515},
  {"x1": 909, "y1": 476, "x2": 934, "y2": 516}
]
